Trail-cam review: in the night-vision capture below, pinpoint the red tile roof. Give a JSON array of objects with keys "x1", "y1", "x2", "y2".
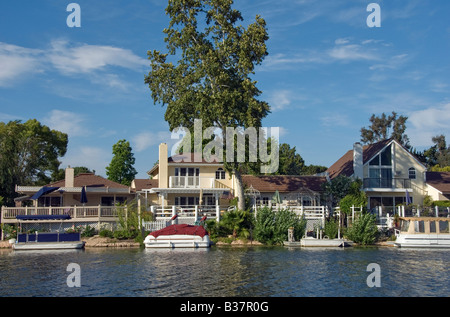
[
  {"x1": 426, "y1": 172, "x2": 450, "y2": 194},
  {"x1": 242, "y1": 175, "x2": 327, "y2": 193},
  {"x1": 48, "y1": 173, "x2": 129, "y2": 189}
]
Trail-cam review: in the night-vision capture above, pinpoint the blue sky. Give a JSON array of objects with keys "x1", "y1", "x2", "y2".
[{"x1": 1, "y1": 0, "x2": 449, "y2": 179}]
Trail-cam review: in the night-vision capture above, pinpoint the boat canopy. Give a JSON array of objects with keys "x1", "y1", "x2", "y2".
[
  {"x1": 16, "y1": 214, "x2": 71, "y2": 221},
  {"x1": 30, "y1": 186, "x2": 60, "y2": 200},
  {"x1": 149, "y1": 224, "x2": 208, "y2": 238}
]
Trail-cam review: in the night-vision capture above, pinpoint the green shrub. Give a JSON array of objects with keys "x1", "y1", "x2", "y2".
[
  {"x1": 324, "y1": 217, "x2": 339, "y2": 239},
  {"x1": 345, "y1": 213, "x2": 378, "y2": 245},
  {"x1": 99, "y1": 228, "x2": 114, "y2": 238},
  {"x1": 218, "y1": 209, "x2": 253, "y2": 239},
  {"x1": 254, "y1": 207, "x2": 276, "y2": 244},
  {"x1": 81, "y1": 225, "x2": 96, "y2": 237},
  {"x1": 254, "y1": 207, "x2": 306, "y2": 245},
  {"x1": 433, "y1": 200, "x2": 450, "y2": 208}
]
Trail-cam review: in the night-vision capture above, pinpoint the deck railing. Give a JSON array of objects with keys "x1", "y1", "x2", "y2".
[
  {"x1": 363, "y1": 178, "x2": 411, "y2": 189},
  {"x1": 1, "y1": 205, "x2": 125, "y2": 222},
  {"x1": 169, "y1": 176, "x2": 215, "y2": 188}
]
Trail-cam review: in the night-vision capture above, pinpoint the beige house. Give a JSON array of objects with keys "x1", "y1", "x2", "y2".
[
  {"x1": 327, "y1": 138, "x2": 427, "y2": 212},
  {"x1": 1, "y1": 168, "x2": 135, "y2": 237},
  {"x1": 134, "y1": 143, "x2": 234, "y2": 216},
  {"x1": 426, "y1": 172, "x2": 450, "y2": 201}
]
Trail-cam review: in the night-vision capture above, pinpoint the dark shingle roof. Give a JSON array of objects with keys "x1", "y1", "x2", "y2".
[
  {"x1": 426, "y1": 172, "x2": 450, "y2": 193},
  {"x1": 48, "y1": 173, "x2": 129, "y2": 189},
  {"x1": 242, "y1": 175, "x2": 327, "y2": 193}
]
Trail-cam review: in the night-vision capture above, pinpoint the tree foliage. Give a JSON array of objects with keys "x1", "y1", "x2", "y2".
[
  {"x1": 322, "y1": 175, "x2": 354, "y2": 208},
  {"x1": 276, "y1": 143, "x2": 305, "y2": 175},
  {"x1": 338, "y1": 179, "x2": 367, "y2": 215},
  {"x1": 145, "y1": 0, "x2": 270, "y2": 210},
  {"x1": 360, "y1": 111, "x2": 410, "y2": 147},
  {"x1": 106, "y1": 139, "x2": 137, "y2": 186},
  {"x1": 0, "y1": 120, "x2": 68, "y2": 205}
]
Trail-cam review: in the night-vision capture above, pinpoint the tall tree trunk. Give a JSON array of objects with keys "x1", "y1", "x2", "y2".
[{"x1": 234, "y1": 169, "x2": 245, "y2": 211}]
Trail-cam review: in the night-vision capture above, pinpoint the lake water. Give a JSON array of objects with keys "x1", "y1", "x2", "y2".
[{"x1": 0, "y1": 246, "x2": 449, "y2": 298}]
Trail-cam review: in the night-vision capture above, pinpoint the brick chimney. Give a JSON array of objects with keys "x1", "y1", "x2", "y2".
[
  {"x1": 353, "y1": 142, "x2": 363, "y2": 180},
  {"x1": 65, "y1": 166, "x2": 75, "y2": 187}
]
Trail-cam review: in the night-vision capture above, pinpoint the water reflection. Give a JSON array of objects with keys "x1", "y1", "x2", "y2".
[{"x1": 0, "y1": 246, "x2": 448, "y2": 297}]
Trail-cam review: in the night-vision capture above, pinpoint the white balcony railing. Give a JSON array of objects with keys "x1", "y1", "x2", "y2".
[
  {"x1": 1, "y1": 205, "x2": 125, "y2": 222},
  {"x1": 169, "y1": 176, "x2": 215, "y2": 188}
]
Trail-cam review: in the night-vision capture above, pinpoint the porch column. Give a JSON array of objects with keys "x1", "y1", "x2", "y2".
[
  {"x1": 215, "y1": 193, "x2": 220, "y2": 222},
  {"x1": 171, "y1": 205, "x2": 177, "y2": 225}
]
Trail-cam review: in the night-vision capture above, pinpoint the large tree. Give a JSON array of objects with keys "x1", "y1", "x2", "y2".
[
  {"x1": 106, "y1": 139, "x2": 137, "y2": 186},
  {"x1": 414, "y1": 134, "x2": 450, "y2": 168},
  {"x1": 145, "y1": 0, "x2": 270, "y2": 210},
  {"x1": 0, "y1": 119, "x2": 68, "y2": 206},
  {"x1": 360, "y1": 111, "x2": 410, "y2": 148}
]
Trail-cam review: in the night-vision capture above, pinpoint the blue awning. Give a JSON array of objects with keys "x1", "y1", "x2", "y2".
[
  {"x1": 30, "y1": 187, "x2": 60, "y2": 200},
  {"x1": 16, "y1": 214, "x2": 71, "y2": 221}
]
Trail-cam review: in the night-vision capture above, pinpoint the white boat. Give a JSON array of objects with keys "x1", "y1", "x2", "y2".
[
  {"x1": 12, "y1": 232, "x2": 86, "y2": 250},
  {"x1": 144, "y1": 224, "x2": 211, "y2": 248},
  {"x1": 394, "y1": 217, "x2": 450, "y2": 248},
  {"x1": 284, "y1": 237, "x2": 352, "y2": 247}
]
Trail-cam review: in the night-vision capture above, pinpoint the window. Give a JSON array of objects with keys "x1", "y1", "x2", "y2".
[
  {"x1": 439, "y1": 221, "x2": 449, "y2": 233},
  {"x1": 369, "y1": 144, "x2": 392, "y2": 166},
  {"x1": 215, "y1": 168, "x2": 226, "y2": 180},
  {"x1": 175, "y1": 196, "x2": 200, "y2": 206},
  {"x1": 430, "y1": 221, "x2": 436, "y2": 233},
  {"x1": 174, "y1": 167, "x2": 200, "y2": 187},
  {"x1": 414, "y1": 221, "x2": 425, "y2": 233},
  {"x1": 400, "y1": 220, "x2": 410, "y2": 232},
  {"x1": 408, "y1": 167, "x2": 416, "y2": 179},
  {"x1": 38, "y1": 196, "x2": 62, "y2": 207},
  {"x1": 101, "y1": 197, "x2": 127, "y2": 206}
]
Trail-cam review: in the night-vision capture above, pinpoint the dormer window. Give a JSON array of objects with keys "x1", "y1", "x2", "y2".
[
  {"x1": 215, "y1": 168, "x2": 226, "y2": 180},
  {"x1": 408, "y1": 167, "x2": 416, "y2": 179}
]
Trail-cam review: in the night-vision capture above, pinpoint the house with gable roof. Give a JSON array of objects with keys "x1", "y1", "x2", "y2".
[
  {"x1": 1, "y1": 167, "x2": 135, "y2": 238},
  {"x1": 425, "y1": 171, "x2": 450, "y2": 201},
  {"x1": 326, "y1": 138, "x2": 428, "y2": 213}
]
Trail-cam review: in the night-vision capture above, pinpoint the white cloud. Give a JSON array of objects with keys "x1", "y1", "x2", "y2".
[
  {"x1": 320, "y1": 113, "x2": 350, "y2": 127},
  {"x1": 48, "y1": 40, "x2": 147, "y2": 75},
  {"x1": 0, "y1": 40, "x2": 147, "y2": 89},
  {"x1": 61, "y1": 146, "x2": 110, "y2": 176},
  {"x1": 328, "y1": 44, "x2": 379, "y2": 61},
  {"x1": 42, "y1": 110, "x2": 89, "y2": 137},
  {"x1": 266, "y1": 89, "x2": 311, "y2": 112},
  {"x1": 408, "y1": 103, "x2": 450, "y2": 147},
  {"x1": 0, "y1": 42, "x2": 44, "y2": 86},
  {"x1": 132, "y1": 131, "x2": 172, "y2": 152}
]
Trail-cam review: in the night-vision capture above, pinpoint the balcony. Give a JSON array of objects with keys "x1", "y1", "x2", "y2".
[
  {"x1": 1, "y1": 205, "x2": 125, "y2": 224},
  {"x1": 363, "y1": 178, "x2": 411, "y2": 189},
  {"x1": 169, "y1": 176, "x2": 215, "y2": 189}
]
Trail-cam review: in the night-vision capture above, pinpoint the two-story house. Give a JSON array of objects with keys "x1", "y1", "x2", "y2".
[
  {"x1": 327, "y1": 138, "x2": 427, "y2": 212},
  {"x1": 135, "y1": 143, "x2": 234, "y2": 218}
]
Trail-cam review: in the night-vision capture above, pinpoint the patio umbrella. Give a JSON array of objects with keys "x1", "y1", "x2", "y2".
[
  {"x1": 30, "y1": 187, "x2": 60, "y2": 200},
  {"x1": 272, "y1": 190, "x2": 282, "y2": 211},
  {"x1": 405, "y1": 190, "x2": 411, "y2": 205},
  {"x1": 80, "y1": 186, "x2": 88, "y2": 205},
  {"x1": 272, "y1": 190, "x2": 281, "y2": 204}
]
